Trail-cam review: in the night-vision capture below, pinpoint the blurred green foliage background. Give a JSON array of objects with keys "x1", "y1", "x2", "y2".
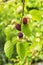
[{"x1": 0, "y1": 0, "x2": 43, "y2": 65}]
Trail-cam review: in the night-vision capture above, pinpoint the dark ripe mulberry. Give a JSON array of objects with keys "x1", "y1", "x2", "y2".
[
  {"x1": 23, "y1": 17, "x2": 27, "y2": 24},
  {"x1": 18, "y1": 32, "x2": 23, "y2": 38},
  {"x1": 15, "y1": 24, "x2": 21, "y2": 31}
]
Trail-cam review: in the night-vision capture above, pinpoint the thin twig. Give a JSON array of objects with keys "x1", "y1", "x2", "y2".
[{"x1": 22, "y1": 0, "x2": 25, "y2": 16}]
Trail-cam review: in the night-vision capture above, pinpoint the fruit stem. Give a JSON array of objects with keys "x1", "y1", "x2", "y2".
[{"x1": 22, "y1": 0, "x2": 25, "y2": 16}]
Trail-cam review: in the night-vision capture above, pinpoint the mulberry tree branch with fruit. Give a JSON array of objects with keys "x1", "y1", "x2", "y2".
[{"x1": 4, "y1": 0, "x2": 43, "y2": 65}]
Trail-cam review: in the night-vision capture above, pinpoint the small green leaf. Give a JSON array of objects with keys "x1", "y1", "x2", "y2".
[
  {"x1": 4, "y1": 25, "x2": 12, "y2": 40},
  {"x1": 4, "y1": 25, "x2": 17, "y2": 40},
  {"x1": 16, "y1": 41, "x2": 29, "y2": 61},
  {"x1": 22, "y1": 23, "x2": 31, "y2": 37},
  {"x1": 12, "y1": 37, "x2": 18, "y2": 45},
  {"x1": 4, "y1": 41, "x2": 14, "y2": 59},
  {"x1": 29, "y1": 9, "x2": 42, "y2": 21}
]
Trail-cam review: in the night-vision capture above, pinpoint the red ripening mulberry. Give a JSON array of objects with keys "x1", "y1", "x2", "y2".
[
  {"x1": 15, "y1": 24, "x2": 21, "y2": 31},
  {"x1": 23, "y1": 17, "x2": 27, "y2": 24},
  {"x1": 18, "y1": 32, "x2": 23, "y2": 38}
]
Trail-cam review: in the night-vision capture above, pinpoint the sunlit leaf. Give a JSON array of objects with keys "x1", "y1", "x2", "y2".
[
  {"x1": 16, "y1": 41, "x2": 29, "y2": 61},
  {"x1": 4, "y1": 41, "x2": 14, "y2": 59},
  {"x1": 29, "y1": 9, "x2": 42, "y2": 21}
]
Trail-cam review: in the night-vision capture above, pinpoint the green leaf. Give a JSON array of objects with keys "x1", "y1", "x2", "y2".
[
  {"x1": 39, "y1": 53, "x2": 43, "y2": 60},
  {"x1": 4, "y1": 25, "x2": 12, "y2": 40},
  {"x1": 22, "y1": 23, "x2": 31, "y2": 38},
  {"x1": 16, "y1": 41, "x2": 29, "y2": 61},
  {"x1": 29, "y1": 9, "x2": 42, "y2": 21},
  {"x1": 25, "y1": 0, "x2": 29, "y2": 2},
  {"x1": 4, "y1": 25, "x2": 17, "y2": 40},
  {"x1": 4, "y1": 41, "x2": 14, "y2": 59},
  {"x1": 12, "y1": 37, "x2": 18, "y2": 45}
]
